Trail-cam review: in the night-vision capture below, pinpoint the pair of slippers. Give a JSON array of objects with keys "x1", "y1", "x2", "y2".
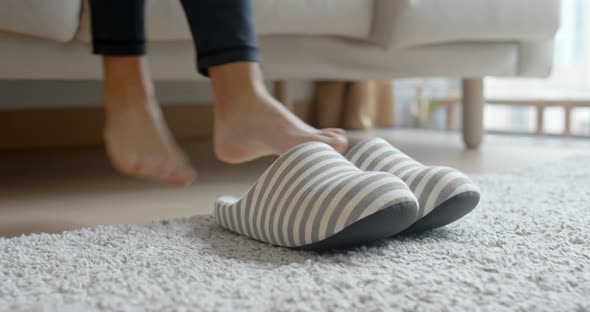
[{"x1": 214, "y1": 138, "x2": 480, "y2": 250}]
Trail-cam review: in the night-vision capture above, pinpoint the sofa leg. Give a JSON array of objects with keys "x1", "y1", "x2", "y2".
[{"x1": 462, "y1": 78, "x2": 484, "y2": 149}]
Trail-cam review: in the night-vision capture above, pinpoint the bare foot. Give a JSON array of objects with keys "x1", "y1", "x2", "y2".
[
  {"x1": 102, "y1": 56, "x2": 196, "y2": 186},
  {"x1": 210, "y1": 62, "x2": 348, "y2": 164}
]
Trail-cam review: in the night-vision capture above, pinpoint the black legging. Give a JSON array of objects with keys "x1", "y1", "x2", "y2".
[{"x1": 89, "y1": 0, "x2": 260, "y2": 76}]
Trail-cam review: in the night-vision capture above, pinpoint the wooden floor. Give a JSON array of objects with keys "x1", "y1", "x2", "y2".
[{"x1": 1, "y1": 129, "x2": 589, "y2": 238}]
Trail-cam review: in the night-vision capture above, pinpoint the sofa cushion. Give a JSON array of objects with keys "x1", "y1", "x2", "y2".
[
  {"x1": 0, "y1": 0, "x2": 81, "y2": 42},
  {"x1": 375, "y1": 0, "x2": 560, "y2": 48},
  {"x1": 76, "y1": 0, "x2": 374, "y2": 42}
]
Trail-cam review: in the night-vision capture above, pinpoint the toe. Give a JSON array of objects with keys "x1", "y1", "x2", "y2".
[
  {"x1": 110, "y1": 153, "x2": 141, "y2": 176},
  {"x1": 318, "y1": 130, "x2": 349, "y2": 153},
  {"x1": 148, "y1": 159, "x2": 196, "y2": 187},
  {"x1": 325, "y1": 128, "x2": 346, "y2": 136},
  {"x1": 167, "y1": 167, "x2": 197, "y2": 187},
  {"x1": 135, "y1": 156, "x2": 165, "y2": 179},
  {"x1": 146, "y1": 157, "x2": 195, "y2": 186},
  {"x1": 117, "y1": 155, "x2": 196, "y2": 187}
]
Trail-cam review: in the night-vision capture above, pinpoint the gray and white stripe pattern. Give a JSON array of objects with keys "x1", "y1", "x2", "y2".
[
  {"x1": 214, "y1": 142, "x2": 418, "y2": 248},
  {"x1": 346, "y1": 138, "x2": 480, "y2": 219}
]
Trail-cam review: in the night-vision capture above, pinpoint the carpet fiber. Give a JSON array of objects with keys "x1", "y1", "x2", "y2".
[{"x1": 1, "y1": 157, "x2": 589, "y2": 311}]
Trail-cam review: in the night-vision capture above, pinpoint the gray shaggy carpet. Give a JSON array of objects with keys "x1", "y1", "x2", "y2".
[{"x1": 1, "y1": 157, "x2": 589, "y2": 311}]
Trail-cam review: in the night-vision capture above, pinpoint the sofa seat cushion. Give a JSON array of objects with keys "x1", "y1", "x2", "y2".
[
  {"x1": 76, "y1": 0, "x2": 374, "y2": 42},
  {"x1": 0, "y1": 0, "x2": 81, "y2": 42},
  {"x1": 381, "y1": 0, "x2": 560, "y2": 48}
]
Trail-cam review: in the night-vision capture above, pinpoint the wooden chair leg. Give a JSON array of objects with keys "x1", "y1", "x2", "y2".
[
  {"x1": 536, "y1": 106, "x2": 545, "y2": 135},
  {"x1": 564, "y1": 105, "x2": 572, "y2": 136},
  {"x1": 446, "y1": 104, "x2": 457, "y2": 130},
  {"x1": 462, "y1": 78, "x2": 484, "y2": 149}
]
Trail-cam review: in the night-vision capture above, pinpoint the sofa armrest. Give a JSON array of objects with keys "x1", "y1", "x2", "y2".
[
  {"x1": 369, "y1": 0, "x2": 561, "y2": 49},
  {"x1": 0, "y1": 0, "x2": 81, "y2": 42}
]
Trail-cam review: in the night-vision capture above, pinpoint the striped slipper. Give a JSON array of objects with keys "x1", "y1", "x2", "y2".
[
  {"x1": 346, "y1": 138, "x2": 480, "y2": 233},
  {"x1": 214, "y1": 142, "x2": 419, "y2": 250}
]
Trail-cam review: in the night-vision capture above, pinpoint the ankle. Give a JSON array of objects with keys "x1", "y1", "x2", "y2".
[
  {"x1": 214, "y1": 91, "x2": 270, "y2": 122},
  {"x1": 210, "y1": 62, "x2": 268, "y2": 102},
  {"x1": 102, "y1": 56, "x2": 155, "y2": 113}
]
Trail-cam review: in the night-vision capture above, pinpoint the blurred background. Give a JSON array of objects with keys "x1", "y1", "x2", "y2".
[{"x1": 396, "y1": 0, "x2": 590, "y2": 136}]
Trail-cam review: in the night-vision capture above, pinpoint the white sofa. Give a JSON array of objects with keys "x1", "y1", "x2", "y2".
[{"x1": 0, "y1": 0, "x2": 561, "y2": 148}]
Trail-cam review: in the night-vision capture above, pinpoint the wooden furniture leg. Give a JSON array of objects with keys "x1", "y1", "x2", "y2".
[
  {"x1": 564, "y1": 105, "x2": 572, "y2": 136},
  {"x1": 314, "y1": 81, "x2": 346, "y2": 128},
  {"x1": 462, "y1": 78, "x2": 484, "y2": 149},
  {"x1": 536, "y1": 105, "x2": 545, "y2": 135},
  {"x1": 342, "y1": 81, "x2": 378, "y2": 130},
  {"x1": 375, "y1": 81, "x2": 395, "y2": 127},
  {"x1": 273, "y1": 80, "x2": 294, "y2": 111}
]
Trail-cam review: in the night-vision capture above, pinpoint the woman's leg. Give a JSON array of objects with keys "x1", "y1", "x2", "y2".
[
  {"x1": 180, "y1": 0, "x2": 348, "y2": 163},
  {"x1": 90, "y1": 0, "x2": 195, "y2": 186}
]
